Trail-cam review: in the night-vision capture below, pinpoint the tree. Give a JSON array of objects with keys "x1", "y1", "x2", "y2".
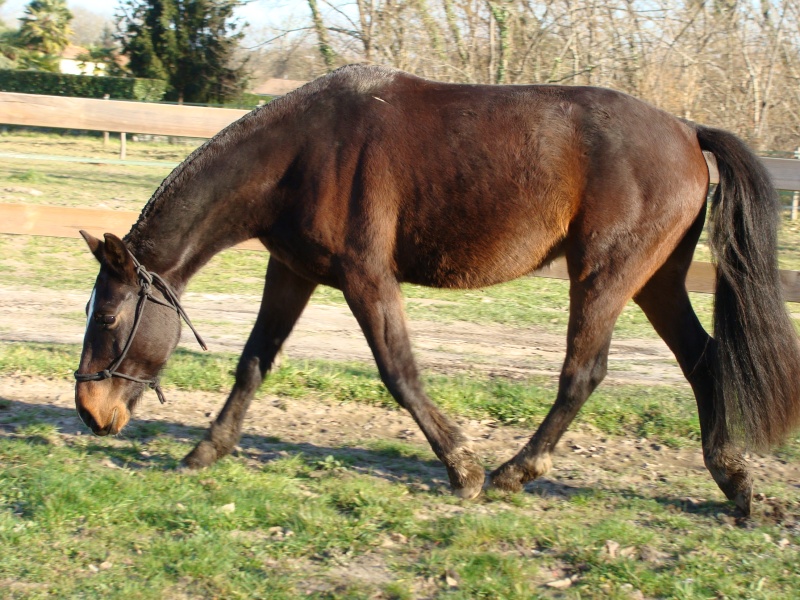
[
  {"x1": 14, "y1": 0, "x2": 73, "y2": 71},
  {"x1": 17, "y1": 0, "x2": 73, "y2": 54},
  {"x1": 77, "y1": 35, "x2": 127, "y2": 78},
  {"x1": 307, "y1": 0, "x2": 336, "y2": 71},
  {"x1": 117, "y1": 0, "x2": 249, "y2": 104}
]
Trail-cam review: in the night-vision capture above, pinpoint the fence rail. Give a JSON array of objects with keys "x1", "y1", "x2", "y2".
[
  {"x1": 3, "y1": 202, "x2": 800, "y2": 302},
  {"x1": 2, "y1": 92, "x2": 800, "y2": 301},
  {"x1": 4, "y1": 91, "x2": 800, "y2": 191},
  {"x1": 0, "y1": 203, "x2": 264, "y2": 252},
  {"x1": 0, "y1": 91, "x2": 248, "y2": 138}
]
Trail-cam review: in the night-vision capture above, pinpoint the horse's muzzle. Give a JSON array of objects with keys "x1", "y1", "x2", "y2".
[{"x1": 75, "y1": 384, "x2": 130, "y2": 436}]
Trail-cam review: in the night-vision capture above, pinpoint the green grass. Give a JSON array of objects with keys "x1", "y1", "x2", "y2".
[
  {"x1": 9, "y1": 168, "x2": 50, "y2": 184},
  {"x1": 0, "y1": 162, "x2": 173, "y2": 211},
  {"x1": 9, "y1": 336, "x2": 799, "y2": 456},
  {"x1": 1, "y1": 425, "x2": 799, "y2": 599},
  {"x1": 0, "y1": 130, "x2": 198, "y2": 161},
  {"x1": 0, "y1": 131, "x2": 197, "y2": 210}
]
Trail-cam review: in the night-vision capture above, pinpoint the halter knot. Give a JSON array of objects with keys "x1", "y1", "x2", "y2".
[{"x1": 136, "y1": 264, "x2": 153, "y2": 285}]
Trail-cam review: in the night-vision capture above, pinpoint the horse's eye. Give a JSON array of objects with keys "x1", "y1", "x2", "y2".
[{"x1": 95, "y1": 314, "x2": 117, "y2": 326}]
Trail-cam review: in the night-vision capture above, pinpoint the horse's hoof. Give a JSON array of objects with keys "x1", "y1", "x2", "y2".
[
  {"x1": 488, "y1": 453, "x2": 551, "y2": 493},
  {"x1": 181, "y1": 440, "x2": 218, "y2": 470},
  {"x1": 710, "y1": 473, "x2": 752, "y2": 516},
  {"x1": 705, "y1": 451, "x2": 753, "y2": 516},
  {"x1": 487, "y1": 465, "x2": 524, "y2": 494},
  {"x1": 452, "y1": 469, "x2": 485, "y2": 500},
  {"x1": 733, "y1": 484, "x2": 753, "y2": 516},
  {"x1": 445, "y1": 446, "x2": 485, "y2": 500}
]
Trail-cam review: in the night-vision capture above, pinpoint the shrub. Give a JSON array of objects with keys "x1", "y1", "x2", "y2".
[{"x1": 0, "y1": 70, "x2": 167, "y2": 102}]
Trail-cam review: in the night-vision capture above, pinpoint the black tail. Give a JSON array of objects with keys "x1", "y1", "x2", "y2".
[{"x1": 696, "y1": 125, "x2": 800, "y2": 449}]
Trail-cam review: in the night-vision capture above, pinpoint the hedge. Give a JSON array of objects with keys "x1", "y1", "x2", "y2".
[{"x1": 0, "y1": 70, "x2": 167, "y2": 102}]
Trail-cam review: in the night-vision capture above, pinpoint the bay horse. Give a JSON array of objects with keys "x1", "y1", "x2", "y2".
[{"x1": 75, "y1": 64, "x2": 800, "y2": 515}]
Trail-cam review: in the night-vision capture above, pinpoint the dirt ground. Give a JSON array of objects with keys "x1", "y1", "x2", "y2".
[
  {"x1": 3, "y1": 283, "x2": 800, "y2": 515},
  {"x1": 0, "y1": 286, "x2": 686, "y2": 384}
]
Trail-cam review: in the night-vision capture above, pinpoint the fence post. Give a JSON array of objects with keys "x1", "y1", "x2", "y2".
[
  {"x1": 794, "y1": 147, "x2": 800, "y2": 221},
  {"x1": 120, "y1": 132, "x2": 126, "y2": 161},
  {"x1": 103, "y1": 94, "x2": 110, "y2": 148}
]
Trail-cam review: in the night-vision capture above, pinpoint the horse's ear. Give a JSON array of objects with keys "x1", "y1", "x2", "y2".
[
  {"x1": 79, "y1": 230, "x2": 103, "y2": 262},
  {"x1": 102, "y1": 233, "x2": 137, "y2": 283}
]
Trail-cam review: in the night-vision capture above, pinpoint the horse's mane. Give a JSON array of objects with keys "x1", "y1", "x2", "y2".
[{"x1": 125, "y1": 64, "x2": 399, "y2": 250}]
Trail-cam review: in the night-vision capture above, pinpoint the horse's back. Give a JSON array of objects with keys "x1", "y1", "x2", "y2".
[{"x1": 271, "y1": 66, "x2": 709, "y2": 289}]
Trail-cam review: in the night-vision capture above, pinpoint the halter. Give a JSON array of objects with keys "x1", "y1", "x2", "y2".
[{"x1": 74, "y1": 252, "x2": 207, "y2": 404}]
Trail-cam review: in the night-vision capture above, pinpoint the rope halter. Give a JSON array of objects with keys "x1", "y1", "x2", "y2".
[{"x1": 74, "y1": 252, "x2": 207, "y2": 404}]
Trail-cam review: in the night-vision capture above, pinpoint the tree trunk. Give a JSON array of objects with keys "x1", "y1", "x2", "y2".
[
  {"x1": 307, "y1": 0, "x2": 336, "y2": 71},
  {"x1": 487, "y1": 1, "x2": 511, "y2": 84}
]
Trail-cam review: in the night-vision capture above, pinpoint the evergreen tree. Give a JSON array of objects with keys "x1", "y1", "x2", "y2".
[
  {"x1": 15, "y1": 0, "x2": 74, "y2": 71},
  {"x1": 117, "y1": 0, "x2": 248, "y2": 104},
  {"x1": 18, "y1": 0, "x2": 73, "y2": 54}
]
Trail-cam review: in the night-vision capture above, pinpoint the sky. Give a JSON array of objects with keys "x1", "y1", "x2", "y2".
[
  {"x1": 3, "y1": 0, "x2": 118, "y2": 19},
  {"x1": 1, "y1": 0, "x2": 305, "y2": 29}
]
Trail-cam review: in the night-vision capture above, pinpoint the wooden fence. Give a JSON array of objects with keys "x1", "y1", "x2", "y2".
[
  {"x1": 0, "y1": 91, "x2": 249, "y2": 137},
  {"x1": 2, "y1": 91, "x2": 800, "y2": 301}
]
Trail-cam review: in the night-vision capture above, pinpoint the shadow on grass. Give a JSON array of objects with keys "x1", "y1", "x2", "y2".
[
  {"x1": 520, "y1": 477, "x2": 590, "y2": 499},
  {"x1": 650, "y1": 494, "x2": 800, "y2": 527},
  {"x1": 651, "y1": 495, "x2": 736, "y2": 517},
  {"x1": 0, "y1": 397, "x2": 450, "y2": 488}
]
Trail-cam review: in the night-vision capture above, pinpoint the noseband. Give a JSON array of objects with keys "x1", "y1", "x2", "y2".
[{"x1": 74, "y1": 252, "x2": 207, "y2": 404}]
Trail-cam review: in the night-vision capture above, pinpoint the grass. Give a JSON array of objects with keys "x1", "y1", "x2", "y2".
[
  {"x1": 1, "y1": 423, "x2": 799, "y2": 599},
  {"x1": 0, "y1": 129, "x2": 198, "y2": 161},
  {"x1": 0, "y1": 161, "x2": 173, "y2": 211},
  {"x1": 0, "y1": 131, "x2": 197, "y2": 211},
  {"x1": 0, "y1": 341, "x2": 699, "y2": 445}
]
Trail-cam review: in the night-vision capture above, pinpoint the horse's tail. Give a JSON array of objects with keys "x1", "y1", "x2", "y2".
[{"x1": 696, "y1": 125, "x2": 800, "y2": 449}]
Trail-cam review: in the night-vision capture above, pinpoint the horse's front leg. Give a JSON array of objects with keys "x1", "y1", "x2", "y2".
[
  {"x1": 182, "y1": 257, "x2": 317, "y2": 469},
  {"x1": 342, "y1": 270, "x2": 486, "y2": 498}
]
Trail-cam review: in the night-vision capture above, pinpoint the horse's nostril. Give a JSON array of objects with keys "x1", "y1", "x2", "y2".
[{"x1": 77, "y1": 405, "x2": 98, "y2": 431}]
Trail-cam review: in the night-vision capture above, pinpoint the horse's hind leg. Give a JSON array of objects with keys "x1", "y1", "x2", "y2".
[
  {"x1": 341, "y1": 272, "x2": 485, "y2": 498},
  {"x1": 489, "y1": 270, "x2": 627, "y2": 492},
  {"x1": 633, "y1": 232, "x2": 753, "y2": 513},
  {"x1": 182, "y1": 257, "x2": 317, "y2": 469}
]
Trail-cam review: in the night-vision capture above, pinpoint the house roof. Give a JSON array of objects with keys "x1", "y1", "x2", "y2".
[
  {"x1": 60, "y1": 44, "x2": 129, "y2": 68},
  {"x1": 251, "y1": 78, "x2": 307, "y2": 96},
  {"x1": 60, "y1": 44, "x2": 88, "y2": 60}
]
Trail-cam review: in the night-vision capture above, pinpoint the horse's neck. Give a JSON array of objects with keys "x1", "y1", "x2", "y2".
[
  {"x1": 125, "y1": 142, "x2": 273, "y2": 293},
  {"x1": 128, "y1": 214, "x2": 239, "y2": 294}
]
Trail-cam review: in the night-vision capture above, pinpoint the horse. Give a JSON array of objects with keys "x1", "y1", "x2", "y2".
[{"x1": 74, "y1": 64, "x2": 800, "y2": 515}]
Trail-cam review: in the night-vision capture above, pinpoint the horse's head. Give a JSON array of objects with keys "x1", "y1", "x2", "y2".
[{"x1": 75, "y1": 231, "x2": 185, "y2": 436}]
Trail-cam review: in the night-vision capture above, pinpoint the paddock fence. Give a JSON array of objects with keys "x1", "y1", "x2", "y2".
[{"x1": 2, "y1": 91, "x2": 800, "y2": 301}]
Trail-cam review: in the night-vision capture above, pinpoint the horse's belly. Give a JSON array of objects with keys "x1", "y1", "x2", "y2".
[{"x1": 399, "y1": 230, "x2": 566, "y2": 289}]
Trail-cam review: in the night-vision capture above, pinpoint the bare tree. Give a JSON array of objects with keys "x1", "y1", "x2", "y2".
[
  {"x1": 308, "y1": 0, "x2": 336, "y2": 70},
  {"x1": 254, "y1": 0, "x2": 800, "y2": 152}
]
